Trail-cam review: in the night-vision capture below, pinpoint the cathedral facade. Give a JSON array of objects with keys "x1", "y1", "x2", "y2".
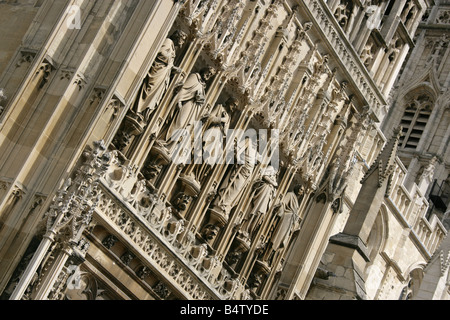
[{"x1": 0, "y1": 0, "x2": 448, "y2": 300}]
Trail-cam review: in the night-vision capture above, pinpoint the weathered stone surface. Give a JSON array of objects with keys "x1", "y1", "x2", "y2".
[{"x1": 0, "y1": 0, "x2": 448, "y2": 301}]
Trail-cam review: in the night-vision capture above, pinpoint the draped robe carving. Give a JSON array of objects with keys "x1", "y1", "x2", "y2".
[
  {"x1": 241, "y1": 166, "x2": 278, "y2": 239},
  {"x1": 132, "y1": 31, "x2": 186, "y2": 123},
  {"x1": 159, "y1": 67, "x2": 215, "y2": 155},
  {"x1": 212, "y1": 138, "x2": 258, "y2": 217}
]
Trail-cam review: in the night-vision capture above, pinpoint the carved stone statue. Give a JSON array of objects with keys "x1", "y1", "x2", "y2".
[
  {"x1": 211, "y1": 136, "x2": 258, "y2": 218},
  {"x1": 201, "y1": 97, "x2": 238, "y2": 165},
  {"x1": 191, "y1": 97, "x2": 238, "y2": 183},
  {"x1": 380, "y1": 37, "x2": 402, "y2": 87},
  {"x1": 173, "y1": 191, "x2": 193, "y2": 212},
  {"x1": 158, "y1": 66, "x2": 216, "y2": 155},
  {"x1": 417, "y1": 156, "x2": 438, "y2": 184},
  {"x1": 401, "y1": 0, "x2": 416, "y2": 25},
  {"x1": 240, "y1": 165, "x2": 278, "y2": 239},
  {"x1": 131, "y1": 30, "x2": 187, "y2": 124},
  {"x1": 112, "y1": 31, "x2": 187, "y2": 152},
  {"x1": 365, "y1": 3, "x2": 383, "y2": 30},
  {"x1": 262, "y1": 184, "x2": 303, "y2": 264}
]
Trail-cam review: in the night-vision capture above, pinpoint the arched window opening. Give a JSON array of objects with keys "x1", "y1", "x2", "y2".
[{"x1": 399, "y1": 94, "x2": 433, "y2": 150}]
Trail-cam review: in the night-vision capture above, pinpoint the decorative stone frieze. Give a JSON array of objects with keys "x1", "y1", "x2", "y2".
[
  {"x1": 436, "y1": 10, "x2": 450, "y2": 24},
  {"x1": 94, "y1": 174, "x2": 245, "y2": 299}
]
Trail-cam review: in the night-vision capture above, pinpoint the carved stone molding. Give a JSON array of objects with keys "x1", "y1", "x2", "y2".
[
  {"x1": 436, "y1": 10, "x2": 450, "y2": 24},
  {"x1": 11, "y1": 186, "x2": 25, "y2": 201},
  {"x1": 329, "y1": 232, "x2": 371, "y2": 262},
  {"x1": 94, "y1": 176, "x2": 245, "y2": 299},
  {"x1": 89, "y1": 88, "x2": 106, "y2": 106},
  {"x1": 74, "y1": 74, "x2": 88, "y2": 91},
  {"x1": 60, "y1": 69, "x2": 74, "y2": 81},
  {"x1": 16, "y1": 50, "x2": 37, "y2": 68},
  {"x1": 44, "y1": 140, "x2": 111, "y2": 246},
  {"x1": 439, "y1": 250, "x2": 450, "y2": 277},
  {"x1": 0, "y1": 179, "x2": 12, "y2": 192},
  {"x1": 36, "y1": 59, "x2": 55, "y2": 89}
]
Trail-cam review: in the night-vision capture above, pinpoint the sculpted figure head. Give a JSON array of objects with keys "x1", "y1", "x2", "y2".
[{"x1": 170, "y1": 30, "x2": 187, "y2": 48}]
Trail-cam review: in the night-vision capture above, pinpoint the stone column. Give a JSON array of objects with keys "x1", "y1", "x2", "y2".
[
  {"x1": 9, "y1": 229, "x2": 56, "y2": 300},
  {"x1": 280, "y1": 192, "x2": 340, "y2": 300},
  {"x1": 33, "y1": 245, "x2": 73, "y2": 300}
]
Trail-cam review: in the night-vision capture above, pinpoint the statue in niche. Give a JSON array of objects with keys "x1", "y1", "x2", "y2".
[
  {"x1": 416, "y1": 156, "x2": 438, "y2": 185},
  {"x1": 261, "y1": 184, "x2": 304, "y2": 265},
  {"x1": 387, "y1": 38, "x2": 401, "y2": 63},
  {"x1": 365, "y1": 1, "x2": 383, "y2": 30},
  {"x1": 240, "y1": 165, "x2": 278, "y2": 240},
  {"x1": 157, "y1": 66, "x2": 216, "y2": 156},
  {"x1": 247, "y1": 271, "x2": 265, "y2": 292},
  {"x1": 131, "y1": 30, "x2": 187, "y2": 125},
  {"x1": 426, "y1": 35, "x2": 448, "y2": 68},
  {"x1": 193, "y1": 97, "x2": 238, "y2": 180},
  {"x1": 202, "y1": 223, "x2": 220, "y2": 241},
  {"x1": 211, "y1": 136, "x2": 258, "y2": 218}
]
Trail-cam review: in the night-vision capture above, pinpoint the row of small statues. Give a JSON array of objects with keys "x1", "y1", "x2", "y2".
[
  {"x1": 111, "y1": 29, "x2": 305, "y2": 274},
  {"x1": 115, "y1": 29, "x2": 228, "y2": 158}
]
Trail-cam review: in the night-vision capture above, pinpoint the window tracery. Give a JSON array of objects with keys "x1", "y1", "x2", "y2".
[
  {"x1": 436, "y1": 10, "x2": 450, "y2": 24},
  {"x1": 399, "y1": 93, "x2": 434, "y2": 149},
  {"x1": 399, "y1": 269, "x2": 423, "y2": 300}
]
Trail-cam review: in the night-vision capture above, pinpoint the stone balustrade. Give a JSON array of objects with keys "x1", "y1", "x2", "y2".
[{"x1": 387, "y1": 157, "x2": 447, "y2": 257}]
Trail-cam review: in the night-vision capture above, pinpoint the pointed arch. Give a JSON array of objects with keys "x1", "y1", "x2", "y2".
[
  {"x1": 399, "y1": 261, "x2": 427, "y2": 300},
  {"x1": 395, "y1": 83, "x2": 436, "y2": 150},
  {"x1": 365, "y1": 204, "x2": 389, "y2": 270},
  {"x1": 403, "y1": 63, "x2": 441, "y2": 95}
]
